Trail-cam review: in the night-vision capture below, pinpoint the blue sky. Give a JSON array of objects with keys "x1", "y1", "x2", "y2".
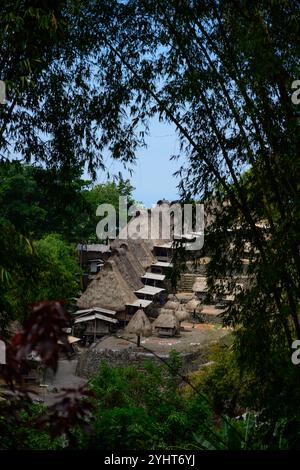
[
  {"x1": 95, "y1": 117, "x2": 183, "y2": 207},
  {"x1": 12, "y1": 115, "x2": 182, "y2": 208}
]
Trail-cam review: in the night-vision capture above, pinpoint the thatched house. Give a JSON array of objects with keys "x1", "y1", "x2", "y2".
[
  {"x1": 74, "y1": 307, "x2": 117, "y2": 318},
  {"x1": 151, "y1": 260, "x2": 173, "y2": 275},
  {"x1": 77, "y1": 239, "x2": 155, "y2": 322},
  {"x1": 77, "y1": 259, "x2": 138, "y2": 314},
  {"x1": 125, "y1": 298, "x2": 153, "y2": 315},
  {"x1": 153, "y1": 311, "x2": 179, "y2": 337},
  {"x1": 77, "y1": 244, "x2": 111, "y2": 288},
  {"x1": 159, "y1": 303, "x2": 189, "y2": 324},
  {"x1": 164, "y1": 300, "x2": 179, "y2": 311},
  {"x1": 128, "y1": 239, "x2": 155, "y2": 270},
  {"x1": 125, "y1": 309, "x2": 152, "y2": 346},
  {"x1": 153, "y1": 241, "x2": 173, "y2": 261},
  {"x1": 77, "y1": 243, "x2": 111, "y2": 262},
  {"x1": 134, "y1": 284, "x2": 165, "y2": 301},
  {"x1": 157, "y1": 307, "x2": 174, "y2": 316},
  {"x1": 73, "y1": 307, "x2": 118, "y2": 340},
  {"x1": 175, "y1": 304, "x2": 189, "y2": 323},
  {"x1": 141, "y1": 271, "x2": 165, "y2": 287},
  {"x1": 74, "y1": 312, "x2": 118, "y2": 341},
  {"x1": 186, "y1": 298, "x2": 202, "y2": 313},
  {"x1": 110, "y1": 243, "x2": 144, "y2": 291},
  {"x1": 112, "y1": 238, "x2": 155, "y2": 271}
]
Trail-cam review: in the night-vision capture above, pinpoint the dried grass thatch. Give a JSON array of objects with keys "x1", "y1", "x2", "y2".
[
  {"x1": 153, "y1": 311, "x2": 179, "y2": 329},
  {"x1": 175, "y1": 304, "x2": 189, "y2": 322},
  {"x1": 117, "y1": 202, "x2": 174, "y2": 253},
  {"x1": 186, "y1": 298, "x2": 202, "y2": 313},
  {"x1": 112, "y1": 238, "x2": 155, "y2": 270},
  {"x1": 125, "y1": 309, "x2": 152, "y2": 337},
  {"x1": 128, "y1": 239, "x2": 155, "y2": 269},
  {"x1": 110, "y1": 244, "x2": 144, "y2": 291},
  {"x1": 175, "y1": 292, "x2": 194, "y2": 302},
  {"x1": 158, "y1": 308, "x2": 175, "y2": 316},
  {"x1": 77, "y1": 260, "x2": 138, "y2": 312},
  {"x1": 164, "y1": 300, "x2": 179, "y2": 310}
]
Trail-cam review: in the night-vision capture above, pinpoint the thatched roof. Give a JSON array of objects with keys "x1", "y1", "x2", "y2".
[
  {"x1": 118, "y1": 209, "x2": 150, "y2": 242},
  {"x1": 110, "y1": 243, "x2": 144, "y2": 291},
  {"x1": 111, "y1": 238, "x2": 155, "y2": 270},
  {"x1": 175, "y1": 292, "x2": 194, "y2": 302},
  {"x1": 186, "y1": 298, "x2": 202, "y2": 313},
  {"x1": 153, "y1": 311, "x2": 179, "y2": 329},
  {"x1": 175, "y1": 304, "x2": 189, "y2": 322},
  {"x1": 77, "y1": 259, "x2": 138, "y2": 312},
  {"x1": 164, "y1": 300, "x2": 179, "y2": 310},
  {"x1": 158, "y1": 308, "x2": 175, "y2": 316},
  {"x1": 128, "y1": 239, "x2": 155, "y2": 269},
  {"x1": 125, "y1": 309, "x2": 152, "y2": 337},
  {"x1": 117, "y1": 202, "x2": 174, "y2": 251}
]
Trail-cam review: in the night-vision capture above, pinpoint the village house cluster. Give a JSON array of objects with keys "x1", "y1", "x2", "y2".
[
  {"x1": 1, "y1": 200, "x2": 252, "y2": 387},
  {"x1": 72, "y1": 200, "x2": 249, "y2": 345}
]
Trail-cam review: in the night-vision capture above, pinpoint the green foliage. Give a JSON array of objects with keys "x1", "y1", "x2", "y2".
[
  {"x1": 0, "y1": 0, "x2": 299, "y2": 451},
  {"x1": 0, "y1": 217, "x2": 36, "y2": 326},
  {"x1": 82, "y1": 175, "x2": 136, "y2": 242},
  {"x1": 185, "y1": 341, "x2": 300, "y2": 449},
  {"x1": 0, "y1": 402, "x2": 65, "y2": 450},
  {"x1": 0, "y1": 161, "x2": 137, "y2": 243},
  {"x1": 0, "y1": 161, "x2": 91, "y2": 241},
  {"x1": 0, "y1": 162, "x2": 47, "y2": 236},
  {"x1": 32, "y1": 234, "x2": 79, "y2": 302},
  {"x1": 0, "y1": 228, "x2": 80, "y2": 324},
  {"x1": 78, "y1": 357, "x2": 215, "y2": 450},
  {"x1": 0, "y1": 161, "x2": 138, "y2": 325},
  {"x1": 186, "y1": 341, "x2": 258, "y2": 416},
  {"x1": 1, "y1": 1, "x2": 141, "y2": 174},
  {"x1": 1, "y1": 350, "x2": 297, "y2": 450}
]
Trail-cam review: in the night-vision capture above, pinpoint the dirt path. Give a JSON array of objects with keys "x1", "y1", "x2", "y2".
[{"x1": 36, "y1": 359, "x2": 86, "y2": 406}]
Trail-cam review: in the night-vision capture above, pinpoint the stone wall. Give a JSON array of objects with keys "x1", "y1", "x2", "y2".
[{"x1": 76, "y1": 345, "x2": 209, "y2": 379}]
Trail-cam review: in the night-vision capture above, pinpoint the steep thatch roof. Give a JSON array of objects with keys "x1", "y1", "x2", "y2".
[
  {"x1": 164, "y1": 300, "x2": 179, "y2": 310},
  {"x1": 110, "y1": 244, "x2": 144, "y2": 291},
  {"x1": 117, "y1": 202, "x2": 174, "y2": 252},
  {"x1": 111, "y1": 238, "x2": 155, "y2": 270},
  {"x1": 127, "y1": 239, "x2": 155, "y2": 269},
  {"x1": 158, "y1": 308, "x2": 175, "y2": 316},
  {"x1": 125, "y1": 309, "x2": 152, "y2": 336},
  {"x1": 153, "y1": 311, "x2": 179, "y2": 329},
  {"x1": 77, "y1": 260, "x2": 138, "y2": 312},
  {"x1": 118, "y1": 209, "x2": 151, "y2": 242}
]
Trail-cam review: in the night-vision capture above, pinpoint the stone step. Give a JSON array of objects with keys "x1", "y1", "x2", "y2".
[{"x1": 177, "y1": 273, "x2": 197, "y2": 292}]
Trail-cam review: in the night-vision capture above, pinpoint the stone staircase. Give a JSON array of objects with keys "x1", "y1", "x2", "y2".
[{"x1": 177, "y1": 273, "x2": 197, "y2": 292}]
